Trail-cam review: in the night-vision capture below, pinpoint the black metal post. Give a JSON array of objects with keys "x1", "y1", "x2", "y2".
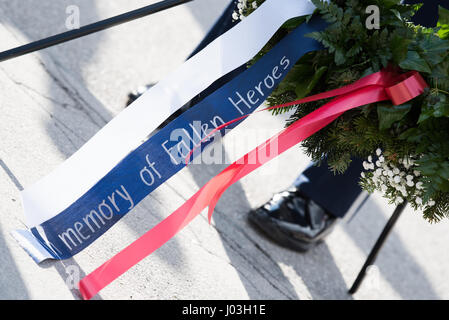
[
  {"x1": 348, "y1": 201, "x2": 407, "y2": 294},
  {"x1": 0, "y1": 0, "x2": 193, "y2": 63}
]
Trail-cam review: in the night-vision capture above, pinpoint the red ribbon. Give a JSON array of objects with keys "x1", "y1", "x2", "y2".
[{"x1": 79, "y1": 69, "x2": 427, "y2": 300}]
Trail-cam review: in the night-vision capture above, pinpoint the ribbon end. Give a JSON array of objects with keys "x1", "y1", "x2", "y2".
[
  {"x1": 78, "y1": 279, "x2": 94, "y2": 300},
  {"x1": 10, "y1": 229, "x2": 54, "y2": 264},
  {"x1": 207, "y1": 207, "x2": 214, "y2": 224}
]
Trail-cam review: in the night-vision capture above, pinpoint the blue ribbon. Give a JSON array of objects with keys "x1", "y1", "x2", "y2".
[{"x1": 26, "y1": 18, "x2": 325, "y2": 260}]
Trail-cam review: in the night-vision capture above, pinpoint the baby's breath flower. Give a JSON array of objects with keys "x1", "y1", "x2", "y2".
[
  {"x1": 361, "y1": 152, "x2": 427, "y2": 211},
  {"x1": 363, "y1": 161, "x2": 368, "y2": 170}
]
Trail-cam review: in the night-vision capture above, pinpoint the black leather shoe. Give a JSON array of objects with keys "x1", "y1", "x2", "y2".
[{"x1": 248, "y1": 187, "x2": 337, "y2": 252}]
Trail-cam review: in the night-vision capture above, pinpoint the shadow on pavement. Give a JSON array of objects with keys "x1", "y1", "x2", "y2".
[
  {"x1": 0, "y1": 0, "x2": 223, "y2": 299},
  {"x1": 0, "y1": 0, "x2": 114, "y2": 300},
  {"x1": 185, "y1": 144, "x2": 348, "y2": 299},
  {"x1": 185, "y1": 0, "x2": 230, "y2": 31},
  {"x1": 0, "y1": 226, "x2": 29, "y2": 299},
  {"x1": 342, "y1": 198, "x2": 439, "y2": 299}
]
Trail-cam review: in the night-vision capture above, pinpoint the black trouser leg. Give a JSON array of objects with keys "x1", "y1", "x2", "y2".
[
  {"x1": 188, "y1": 1, "x2": 245, "y2": 104},
  {"x1": 163, "y1": 1, "x2": 243, "y2": 122},
  {"x1": 293, "y1": 159, "x2": 363, "y2": 218},
  {"x1": 188, "y1": 1, "x2": 237, "y2": 58}
]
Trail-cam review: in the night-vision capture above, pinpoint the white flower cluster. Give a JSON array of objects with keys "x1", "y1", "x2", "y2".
[
  {"x1": 361, "y1": 148, "x2": 436, "y2": 209},
  {"x1": 232, "y1": 0, "x2": 258, "y2": 21}
]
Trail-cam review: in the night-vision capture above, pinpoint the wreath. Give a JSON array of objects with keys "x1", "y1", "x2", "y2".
[{"x1": 233, "y1": 0, "x2": 449, "y2": 221}]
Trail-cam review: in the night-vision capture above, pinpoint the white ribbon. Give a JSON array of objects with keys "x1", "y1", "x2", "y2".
[{"x1": 21, "y1": 0, "x2": 317, "y2": 228}]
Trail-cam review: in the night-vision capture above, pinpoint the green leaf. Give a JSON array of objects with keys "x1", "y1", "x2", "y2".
[
  {"x1": 282, "y1": 16, "x2": 306, "y2": 30},
  {"x1": 418, "y1": 94, "x2": 449, "y2": 122},
  {"x1": 275, "y1": 64, "x2": 313, "y2": 94},
  {"x1": 398, "y1": 127, "x2": 419, "y2": 140},
  {"x1": 431, "y1": 59, "x2": 449, "y2": 79},
  {"x1": 334, "y1": 48, "x2": 346, "y2": 65},
  {"x1": 377, "y1": 103, "x2": 412, "y2": 130},
  {"x1": 294, "y1": 66, "x2": 328, "y2": 99},
  {"x1": 390, "y1": 34, "x2": 411, "y2": 64},
  {"x1": 417, "y1": 106, "x2": 432, "y2": 123},
  {"x1": 390, "y1": 9, "x2": 402, "y2": 21},
  {"x1": 440, "y1": 180, "x2": 449, "y2": 192},
  {"x1": 418, "y1": 34, "x2": 449, "y2": 65},
  {"x1": 399, "y1": 51, "x2": 431, "y2": 73},
  {"x1": 433, "y1": 101, "x2": 449, "y2": 118},
  {"x1": 437, "y1": 6, "x2": 449, "y2": 40},
  {"x1": 381, "y1": 0, "x2": 402, "y2": 9}
]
